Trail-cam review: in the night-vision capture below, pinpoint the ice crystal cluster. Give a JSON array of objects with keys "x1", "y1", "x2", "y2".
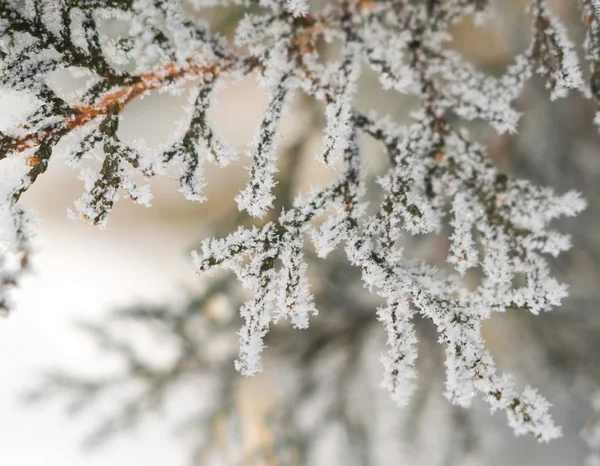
[{"x1": 0, "y1": 0, "x2": 594, "y2": 443}]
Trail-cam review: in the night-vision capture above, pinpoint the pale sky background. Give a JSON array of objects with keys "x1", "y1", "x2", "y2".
[{"x1": 0, "y1": 220, "x2": 190, "y2": 466}]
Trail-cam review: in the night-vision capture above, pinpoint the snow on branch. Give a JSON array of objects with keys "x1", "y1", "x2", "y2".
[
  {"x1": 236, "y1": 71, "x2": 292, "y2": 218},
  {"x1": 316, "y1": 40, "x2": 362, "y2": 168},
  {"x1": 530, "y1": 0, "x2": 584, "y2": 100}
]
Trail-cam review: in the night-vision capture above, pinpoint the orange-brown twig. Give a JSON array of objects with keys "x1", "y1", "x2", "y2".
[{"x1": 11, "y1": 61, "x2": 220, "y2": 154}]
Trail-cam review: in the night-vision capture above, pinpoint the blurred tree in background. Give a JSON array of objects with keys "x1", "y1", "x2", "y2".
[{"x1": 1, "y1": 0, "x2": 600, "y2": 465}]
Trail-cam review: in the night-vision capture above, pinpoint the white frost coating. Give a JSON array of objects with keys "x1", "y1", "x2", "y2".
[
  {"x1": 0, "y1": 157, "x2": 31, "y2": 248},
  {"x1": 120, "y1": 166, "x2": 153, "y2": 207},
  {"x1": 0, "y1": 155, "x2": 36, "y2": 315},
  {"x1": 177, "y1": 158, "x2": 207, "y2": 203},
  {"x1": 594, "y1": 0, "x2": 600, "y2": 16},
  {"x1": 532, "y1": 1, "x2": 584, "y2": 100},
  {"x1": 316, "y1": 42, "x2": 362, "y2": 168},
  {"x1": 377, "y1": 300, "x2": 418, "y2": 406},
  {"x1": 311, "y1": 206, "x2": 350, "y2": 258},
  {"x1": 447, "y1": 192, "x2": 480, "y2": 275},
  {"x1": 234, "y1": 14, "x2": 291, "y2": 57},
  {"x1": 436, "y1": 51, "x2": 530, "y2": 134},
  {"x1": 275, "y1": 235, "x2": 317, "y2": 329},
  {"x1": 201, "y1": 79, "x2": 238, "y2": 168},
  {"x1": 235, "y1": 272, "x2": 276, "y2": 376},
  {"x1": 286, "y1": 0, "x2": 309, "y2": 17},
  {"x1": 236, "y1": 72, "x2": 291, "y2": 218},
  {"x1": 192, "y1": 224, "x2": 280, "y2": 375}
]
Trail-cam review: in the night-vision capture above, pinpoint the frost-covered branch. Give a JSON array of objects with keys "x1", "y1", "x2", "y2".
[{"x1": 0, "y1": 0, "x2": 593, "y2": 445}]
